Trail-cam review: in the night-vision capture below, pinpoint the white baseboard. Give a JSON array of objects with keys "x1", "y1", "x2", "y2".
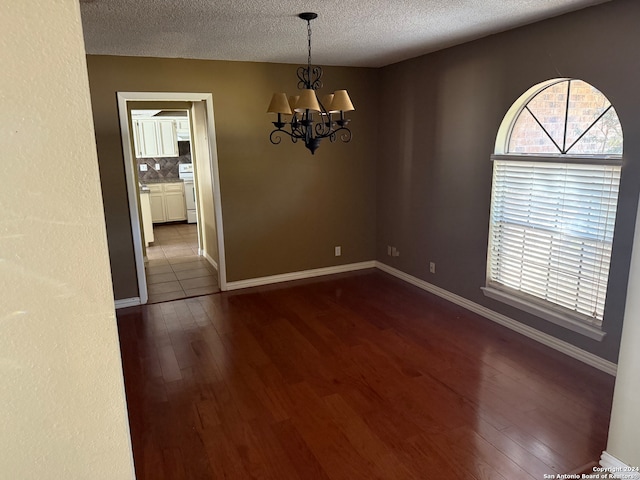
[
  {"x1": 115, "y1": 297, "x2": 141, "y2": 309},
  {"x1": 600, "y1": 451, "x2": 640, "y2": 479},
  {"x1": 121, "y1": 255, "x2": 617, "y2": 375},
  {"x1": 375, "y1": 262, "x2": 617, "y2": 376},
  {"x1": 225, "y1": 261, "x2": 376, "y2": 291},
  {"x1": 200, "y1": 249, "x2": 218, "y2": 271}
]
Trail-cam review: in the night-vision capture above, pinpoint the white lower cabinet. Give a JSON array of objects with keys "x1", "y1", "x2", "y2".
[
  {"x1": 147, "y1": 182, "x2": 186, "y2": 223},
  {"x1": 164, "y1": 183, "x2": 187, "y2": 221},
  {"x1": 139, "y1": 190, "x2": 155, "y2": 246},
  {"x1": 149, "y1": 187, "x2": 165, "y2": 223}
]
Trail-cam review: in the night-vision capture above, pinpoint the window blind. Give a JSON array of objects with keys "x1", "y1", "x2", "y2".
[{"x1": 487, "y1": 158, "x2": 621, "y2": 325}]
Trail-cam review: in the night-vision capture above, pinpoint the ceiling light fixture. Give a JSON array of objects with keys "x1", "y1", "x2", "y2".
[{"x1": 267, "y1": 12, "x2": 355, "y2": 155}]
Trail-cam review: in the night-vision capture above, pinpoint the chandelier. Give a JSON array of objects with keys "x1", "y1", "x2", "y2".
[{"x1": 267, "y1": 12, "x2": 355, "y2": 154}]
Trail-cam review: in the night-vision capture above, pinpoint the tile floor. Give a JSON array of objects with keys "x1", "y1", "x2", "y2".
[{"x1": 145, "y1": 223, "x2": 219, "y2": 304}]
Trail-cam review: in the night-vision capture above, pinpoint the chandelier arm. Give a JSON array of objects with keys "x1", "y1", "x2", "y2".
[
  {"x1": 269, "y1": 126, "x2": 307, "y2": 145},
  {"x1": 269, "y1": 129, "x2": 289, "y2": 145},
  {"x1": 313, "y1": 98, "x2": 332, "y2": 137},
  {"x1": 291, "y1": 120, "x2": 306, "y2": 138},
  {"x1": 310, "y1": 126, "x2": 351, "y2": 142},
  {"x1": 332, "y1": 126, "x2": 352, "y2": 143},
  {"x1": 314, "y1": 120, "x2": 332, "y2": 138},
  {"x1": 271, "y1": 119, "x2": 313, "y2": 142}
]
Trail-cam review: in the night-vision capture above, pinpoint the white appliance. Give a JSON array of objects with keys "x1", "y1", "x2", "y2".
[{"x1": 178, "y1": 163, "x2": 197, "y2": 224}]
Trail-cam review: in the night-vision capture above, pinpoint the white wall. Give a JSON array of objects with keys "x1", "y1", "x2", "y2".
[
  {"x1": 606, "y1": 202, "x2": 640, "y2": 469},
  {"x1": 0, "y1": 1, "x2": 136, "y2": 479}
]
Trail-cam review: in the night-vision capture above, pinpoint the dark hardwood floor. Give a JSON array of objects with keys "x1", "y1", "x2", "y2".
[{"x1": 117, "y1": 270, "x2": 615, "y2": 480}]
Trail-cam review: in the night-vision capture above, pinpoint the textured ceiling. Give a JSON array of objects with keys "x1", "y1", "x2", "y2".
[{"x1": 80, "y1": 0, "x2": 609, "y2": 68}]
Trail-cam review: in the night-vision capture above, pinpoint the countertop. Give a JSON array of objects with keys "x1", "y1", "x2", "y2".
[{"x1": 141, "y1": 178, "x2": 184, "y2": 184}]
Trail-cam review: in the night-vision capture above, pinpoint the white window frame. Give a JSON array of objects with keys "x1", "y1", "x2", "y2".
[{"x1": 483, "y1": 79, "x2": 622, "y2": 341}]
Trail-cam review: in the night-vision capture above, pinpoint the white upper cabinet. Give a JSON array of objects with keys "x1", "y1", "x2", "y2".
[
  {"x1": 175, "y1": 119, "x2": 191, "y2": 140},
  {"x1": 133, "y1": 119, "x2": 178, "y2": 158},
  {"x1": 156, "y1": 120, "x2": 178, "y2": 157}
]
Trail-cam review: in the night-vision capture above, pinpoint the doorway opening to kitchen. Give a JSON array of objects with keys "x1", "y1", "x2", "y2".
[
  {"x1": 133, "y1": 107, "x2": 217, "y2": 303},
  {"x1": 117, "y1": 93, "x2": 227, "y2": 305}
]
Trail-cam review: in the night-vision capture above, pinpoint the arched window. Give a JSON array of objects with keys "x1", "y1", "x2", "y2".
[{"x1": 484, "y1": 79, "x2": 622, "y2": 340}]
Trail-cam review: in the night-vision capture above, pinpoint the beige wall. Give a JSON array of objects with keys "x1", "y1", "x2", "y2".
[
  {"x1": 376, "y1": 0, "x2": 640, "y2": 362},
  {"x1": 86, "y1": 56, "x2": 378, "y2": 298},
  {"x1": 0, "y1": 1, "x2": 135, "y2": 479}
]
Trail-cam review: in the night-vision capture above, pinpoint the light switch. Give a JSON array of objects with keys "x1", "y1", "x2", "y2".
[
  {"x1": 155, "y1": 163, "x2": 160, "y2": 170},
  {"x1": 139, "y1": 164, "x2": 148, "y2": 171}
]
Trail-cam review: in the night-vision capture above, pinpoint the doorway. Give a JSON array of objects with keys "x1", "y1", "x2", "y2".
[
  {"x1": 117, "y1": 92, "x2": 227, "y2": 305},
  {"x1": 133, "y1": 107, "x2": 218, "y2": 302}
]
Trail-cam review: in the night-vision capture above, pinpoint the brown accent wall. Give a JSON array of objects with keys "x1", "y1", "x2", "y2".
[
  {"x1": 376, "y1": 0, "x2": 640, "y2": 362},
  {"x1": 86, "y1": 56, "x2": 378, "y2": 298}
]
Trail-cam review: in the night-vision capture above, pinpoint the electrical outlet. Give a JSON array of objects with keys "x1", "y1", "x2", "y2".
[
  {"x1": 335, "y1": 246, "x2": 341, "y2": 256},
  {"x1": 139, "y1": 164, "x2": 148, "y2": 171},
  {"x1": 429, "y1": 262, "x2": 436, "y2": 274}
]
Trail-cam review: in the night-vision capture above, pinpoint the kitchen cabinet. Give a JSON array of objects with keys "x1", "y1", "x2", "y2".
[
  {"x1": 148, "y1": 185, "x2": 165, "y2": 223},
  {"x1": 133, "y1": 119, "x2": 178, "y2": 158},
  {"x1": 139, "y1": 189, "x2": 154, "y2": 246},
  {"x1": 164, "y1": 183, "x2": 187, "y2": 221},
  {"x1": 148, "y1": 182, "x2": 186, "y2": 223},
  {"x1": 175, "y1": 118, "x2": 191, "y2": 140}
]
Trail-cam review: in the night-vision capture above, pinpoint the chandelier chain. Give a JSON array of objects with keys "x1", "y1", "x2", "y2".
[{"x1": 307, "y1": 19, "x2": 312, "y2": 73}]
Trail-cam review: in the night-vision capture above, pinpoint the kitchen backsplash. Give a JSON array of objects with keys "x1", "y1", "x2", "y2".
[{"x1": 138, "y1": 141, "x2": 191, "y2": 183}]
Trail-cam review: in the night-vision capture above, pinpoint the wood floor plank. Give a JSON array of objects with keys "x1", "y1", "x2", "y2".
[
  {"x1": 473, "y1": 416, "x2": 560, "y2": 478},
  {"x1": 321, "y1": 393, "x2": 422, "y2": 480},
  {"x1": 501, "y1": 424, "x2": 575, "y2": 473},
  {"x1": 444, "y1": 425, "x2": 537, "y2": 480},
  {"x1": 161, "y1": 448, "x2": 187, "y2": 480},
  {"x1": 284, "y1": 381, "x2": 382, "y2": 480},
  {"x1": 400, "y1": 433, "x2": 486, "y2": 480},
  {"x1": 157, "y1": 344, "x2": 182, "y2": 383},
  {"x1": 247, "y1": 419, "x2": 306, "y2": 480},
  {"x1": 202, "y1": 426, "x2": 251, "y2": 479},
  {"x1": 271, "y1": 419, "x2": 333, "y2": 480},
  {"x1": 117, "y1": 270, "x2": 614, "y2": 480}
]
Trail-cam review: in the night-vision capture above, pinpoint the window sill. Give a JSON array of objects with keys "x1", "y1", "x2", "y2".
[{"x1": 481, "y1": 286, "x2": 606, "y2": 341}]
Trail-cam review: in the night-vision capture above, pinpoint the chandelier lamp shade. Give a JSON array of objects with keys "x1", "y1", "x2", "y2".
[{"x1": 267, "y1": 12, "x2": 355, "y2": 154}]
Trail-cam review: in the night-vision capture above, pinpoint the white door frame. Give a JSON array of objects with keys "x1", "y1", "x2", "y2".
[{"x1": 116, "y1": 92, "x2": 227, "y2": 304}]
